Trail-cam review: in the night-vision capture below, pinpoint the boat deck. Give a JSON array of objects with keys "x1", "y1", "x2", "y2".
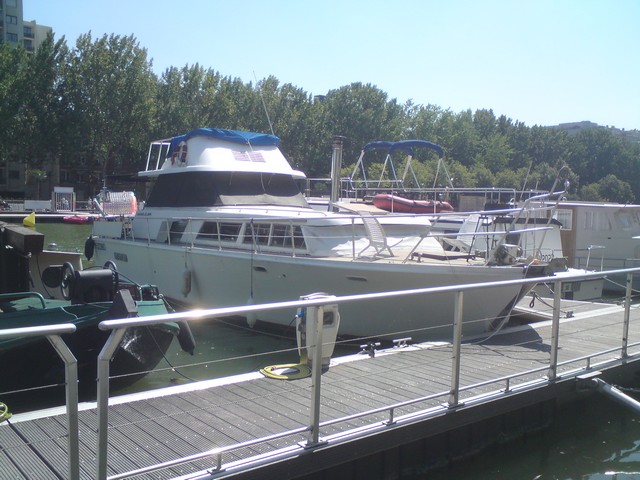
[{"x1": 1, "y1": 298, "x2": 639, "y2": 479}]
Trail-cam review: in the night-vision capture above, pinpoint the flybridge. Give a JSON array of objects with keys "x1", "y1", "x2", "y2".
[{"x1": 141, "y1": 128, "x2": 305, "y2": 178}]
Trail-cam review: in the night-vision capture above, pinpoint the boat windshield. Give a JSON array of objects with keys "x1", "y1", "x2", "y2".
[{"x1": 145, "y1": 171, "x2": 310, "y2": 208}]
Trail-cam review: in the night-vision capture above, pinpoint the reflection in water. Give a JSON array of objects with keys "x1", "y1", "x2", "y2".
[{"x1": 426, "y1": 393, "x2": 640, "y2": 480}]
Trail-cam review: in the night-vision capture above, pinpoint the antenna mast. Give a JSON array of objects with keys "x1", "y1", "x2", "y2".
[{"x1": 254, "y1": 71, "x2": 275, "y2": 135}]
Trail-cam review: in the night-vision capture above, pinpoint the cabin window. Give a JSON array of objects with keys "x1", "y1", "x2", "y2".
[
  {"x1": 271, "y1": 224, "x2": 306, "y2": 248},
  {"x1": 169, "y1": 219, "x2": 189, "y2": 243},
  {"x1": 145, "y1": 171, "x2": 309, "y2": 208},
  {"x1": 292, "y1": 226, "x2": 305, "y2": 248},
  {"x1": 195, "y1": 221, "x2": 241, "y2": 243},
  {"x1": 242, "y1": 223, "x2": 306, "y2": 249},
  {"x1": 617, "y1": 212, "x2": 638, "y2": 229},
  {"x1": 197, "y1": 221, "x2": 218, "y2": 240},
  {"x1": 271, "y1": 224, "x2": 288, "y2": 246},
  {"x1": 505, "y1": 233, "x2": 520, "y2": 245},
  {"x1": 584, "y1": 211, "x2": 594, "y2": 230},
  {"x1": 584, "y1": 211, "x2": 610, "y2": 231},
  {"x1": 244, "y1": 223, "x2": 272, "y2": 245},
  {"x1": 218, "y1": 223, "x2": 241, "y2": 242},
  {"x1": 555, "y1": 209, "x2": 572, "y2": 230}
]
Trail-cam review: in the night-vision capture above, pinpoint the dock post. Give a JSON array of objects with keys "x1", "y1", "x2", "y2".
[
  {"x1": 448, "y1": 290, "x2": 464, "y2": 408},
  {"x1": 96, "y1": 328, "x2": 127, "y2": 480},
  {"x1": 547, "y1": 280, "x2": 562, "y2": 381},
  {"x1": 622, "y1": 272, "x2": 632, "y2": 358},
  {"x1": 47, "y1": 335, "x2": 80, "y2": 480},
  {"x1": 306, "y1": 305, "x2": 326, "y2": 447}
]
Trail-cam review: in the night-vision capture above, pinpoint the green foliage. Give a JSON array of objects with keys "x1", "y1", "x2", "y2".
[
  {"x1": 1, "y1": 31, "x2": 639, "y2": 202},
  {"x1": 580, "y1": 174, "x2": 635, "y2": 203},
  {"x1": 579, "y1": 183, "x2": 604, "y2": 202},
  {"x1": 0, "y1": 43, "x2": 29, "y2": 158},
  {"x1": 25, "y1": 168, "x2": 48, "y2": 199},
  {"x1": 65, "y1": 33, "x2": 157, "y2": 178}
]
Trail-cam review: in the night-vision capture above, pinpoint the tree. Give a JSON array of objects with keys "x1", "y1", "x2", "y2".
[
  {"x1": 579, "y1": 183, "x2": 604, "y2": 202},
  {"x1": 0, "y1": 43, "x2": 29, "y2": 162},
  {"x1": 405, "y1": 103, "x2": 442, "y2": 145},
  {"x1": 595, "y1": 174, "x2": 634, "y2": 203},
  {"x1": 26, "y1": 169, "x2": 48, "y2": 199},
  {"x1": 569, "y1": 128, "x2": 633, "y2": 191},
  {"x1": 16, "y1": 35, "x2": 69, "y2": 180},
  {"x1": 476, "y1": 133, "x2": 513, "y2": 173},
  {"x1": 321, "y1": 83, "x2": 406, "y2": 175},
  {"x1": 4, "y1": 28, "x2": 640, "y2": 205},
  {"x1": 579, "y1": 174, "x2": 634, "y2": 203},
  {"x1": 65, "y1": 33, "x2": 157, "y2": 192},
  {"x1": 249, "y1": 77, "x2": 317, "y2": 169},
  {"x1": 155, "y1": 64, "x2": 242, "y2": 136},
  {"x1": 435, "y1": 110, "x2": 480, "y2": 166},
  {"x1": 473, "y1": 108, "x2": 497, "y2": 140}
]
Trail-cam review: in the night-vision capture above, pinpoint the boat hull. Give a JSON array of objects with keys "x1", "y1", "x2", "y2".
[
  {"x1": 63, "y1": 215, "x2": 95, "y2": 224},
  {"x1": 0, "y1": 298, "x2": 176, "y2": 411},
  {"x1": 94, "y1": 239, "x2": 526, "y2": 342}
]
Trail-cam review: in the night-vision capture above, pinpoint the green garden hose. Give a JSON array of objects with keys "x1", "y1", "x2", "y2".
[{"x1": 0, "y1": 402, "x2": 12, "y2": 423}]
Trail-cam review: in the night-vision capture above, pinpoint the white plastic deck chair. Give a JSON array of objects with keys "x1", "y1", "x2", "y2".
[{"x1": 358, "y1": 212, "x2": 393, "y2": 257}]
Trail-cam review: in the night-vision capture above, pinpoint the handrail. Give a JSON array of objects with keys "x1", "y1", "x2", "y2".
[
  {"x1": 0, "y1": 322, "x2": 76, "y2": 339},
  {"x1": 99, "y1": 202, "x2": 567, "y2": 266},
  {"x1": 0, "y1": 291, "x2": 47, "y2": 309},
  {"x1": 95, "y1": 267, "x2": 640, "y2": 479},
  {"x1": 0, "y1": 323, "x2": 80, "y2": 480},
  {"x1": 98, "y1": 267, "x2": 640, "y2": 331}
]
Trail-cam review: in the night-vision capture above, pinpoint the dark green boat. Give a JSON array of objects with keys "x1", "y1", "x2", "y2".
[{"x1": 0, "y1": 264, "x2": 194, "y2": 411}]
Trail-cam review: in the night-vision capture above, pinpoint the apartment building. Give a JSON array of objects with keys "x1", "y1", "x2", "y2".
[{"x1": 0, "y1": 0, "x2": 52, "y2": 51}]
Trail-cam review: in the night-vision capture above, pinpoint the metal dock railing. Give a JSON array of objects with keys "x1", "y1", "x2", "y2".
[{"x1": 2, "y1": 268, "x2": 640, "y2": 479}]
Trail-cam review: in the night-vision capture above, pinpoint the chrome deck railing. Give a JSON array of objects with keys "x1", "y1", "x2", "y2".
[
  {"x1": 0, "y1": 323, "x2": 80, "y2": 480},
  {"x1": 92, "y1": 267, "x2": 640, "y2": 480}
]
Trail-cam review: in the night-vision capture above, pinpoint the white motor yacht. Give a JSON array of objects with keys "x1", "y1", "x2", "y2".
[{"x1": 90, "y1": 128, "x2": 538, "y2": 341}]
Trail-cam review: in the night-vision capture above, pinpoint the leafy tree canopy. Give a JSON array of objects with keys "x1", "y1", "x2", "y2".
[{"x1": 1, "y1": 32, "x2": 639, "y2": 202}]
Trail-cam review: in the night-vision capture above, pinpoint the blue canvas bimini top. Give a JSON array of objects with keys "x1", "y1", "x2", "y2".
[
  {"x1": 167, "y1": 128, "x2": 280, "y2": 158},
  {"x1": 362, "y1": 139, "x2": 444, "y2": 157}
]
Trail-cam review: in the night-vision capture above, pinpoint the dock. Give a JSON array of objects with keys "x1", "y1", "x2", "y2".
[
  {"x1": 2, "y1": 273, "x2": 640, "y2": 479},
  {"x1": 0, "y1": 212, "x2": 89, "y2": 224}
]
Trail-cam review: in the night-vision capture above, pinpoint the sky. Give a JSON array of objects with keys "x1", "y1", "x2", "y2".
[{"x1": 23, "y1": 0, "x2": 640, "y2": 131}]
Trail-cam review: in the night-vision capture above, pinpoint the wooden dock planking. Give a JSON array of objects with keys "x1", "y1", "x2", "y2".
[{"x1": 1, "y1": 299, "x2": 640, "y2": 480}]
